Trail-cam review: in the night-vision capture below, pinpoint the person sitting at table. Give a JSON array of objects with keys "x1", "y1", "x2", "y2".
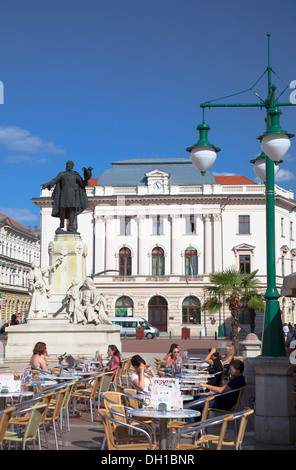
[
  {"x1": 30, "y1": 342, "x2": 50, "y2": 371},
  {"x1": 221, "y1": 344, "x2": 234, "y2": 376},
  {"x1": 164, "y1": 345, "x2": 183, "y2": 372},
  {"x1": 106, "y1": 345, "x2": 121, "y2": 375},
  {"x1": 204, "y1": 347, "x2": 223, "y2": 386},
  {"x1": 164, "y1": 343, "x2": 179, "y2": 362},
  {"x1": 131, "y1": 354, "x2": 156, "y2": 393},
  {"x1": 185, "y1": 359, "x2": 246, "y2": 423}
]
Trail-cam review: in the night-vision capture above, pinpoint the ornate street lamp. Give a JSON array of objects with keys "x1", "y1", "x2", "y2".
[
  {"x1": 250, "y1": 152, "x2": 280, "y2": 183},
  {"x1": 188, "y1": 34, "x2": 295, "y2": 355},
  {"x1": 186, "y1": 122, "x2": 220, "y2": 176}
]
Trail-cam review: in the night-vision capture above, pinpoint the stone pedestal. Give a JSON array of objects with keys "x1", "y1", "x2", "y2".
[
  {"x1": 46, "y1": 233, "x2": 87, "y2": 316},
  {"x1": 250, "y1": 356, "x2": 296, "y2": 445},
  {"x1": 5, "y1": 232, "x2": 122, "y2": 363},
  {"x1": 5, "y1": 321, "x2": 121, "y2": 361},
  {"x1": 241, "y1": 333, "x2": 262, "y2": 386},
  {"x1": 48, "y1": 233, "x2": 87, "y2": 300}
]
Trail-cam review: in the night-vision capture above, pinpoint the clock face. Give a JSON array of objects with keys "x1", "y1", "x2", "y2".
[{"x1": 153, "y1": 181, "x2": 162, "y2": 190}]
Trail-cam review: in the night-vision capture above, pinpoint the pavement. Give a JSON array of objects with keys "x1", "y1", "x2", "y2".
[{"x1": 1, "y1": 336, "x2": 296, "y2": 454}]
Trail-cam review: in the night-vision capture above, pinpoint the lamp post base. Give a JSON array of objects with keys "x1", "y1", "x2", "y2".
[
  {"x1": 261, "y1": 299, "x2": 286, "y2": 357},
  {"x1": 250, "y1": 356, "x2": 296, "y2": 445}
]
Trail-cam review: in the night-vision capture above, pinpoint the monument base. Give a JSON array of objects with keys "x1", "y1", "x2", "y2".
[
  {"x1": 250, "y1": 355, "x2": 296, "y2": 445},
  {"x1": 4, "y1": 320, "x2": 122, "y2": 362}
]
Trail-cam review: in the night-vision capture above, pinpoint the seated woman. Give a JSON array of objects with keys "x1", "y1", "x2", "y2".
[
  {"x1": 131, "y1": 354, "x2": 156, "y2": 393},
  {"x1": 164, "y1": 345, "x2": 183, "y2": 373},
  {"x1": 221, "y1": 345, "x2": 234, "y2": 375},
  {"x1": 106, "y1": 345, "x2": 121, "y2": 375},
  {"x1": 204, "y1": 347, "x2": 223, "y2": 386},
  {"x1": 164, "y1": 343, "x2": 179, "y2": 363},
  {"x1": 30, "y1": 342, "x2": 50, "y2": 371}
]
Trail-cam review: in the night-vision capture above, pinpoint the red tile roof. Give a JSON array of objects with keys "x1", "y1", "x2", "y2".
[
  {"x1": 87, "y1": 178, "x2": 99, "y2": 187},
  {"x1": 214, "y1": 175, "x2": 256, "y2": 185},
  {"x1": 0, "y1": 212, "x2": 31, "y2": 232}
]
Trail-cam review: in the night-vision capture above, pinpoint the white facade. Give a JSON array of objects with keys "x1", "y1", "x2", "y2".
[
  {"x1": 0, "y1": 215, "x2": 40, "y2": 325},
  {"x1": 34, "y1": 159, "x2": 296, "y2": 336}
]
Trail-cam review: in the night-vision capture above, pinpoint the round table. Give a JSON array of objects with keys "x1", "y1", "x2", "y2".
[
  {"x1": 128, "y1": 408, "x2": 200, "y2": 450},
  {"x1": 0, "y1": 391, "x2": 34, "y2": 409}
]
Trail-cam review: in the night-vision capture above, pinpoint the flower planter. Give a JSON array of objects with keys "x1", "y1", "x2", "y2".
[
  {"x1": 182, "y1": 328, "x2": 190, "y2": 339},
  {"x1": 136, "y1": 328, "x2": 145, "y2": 339}
]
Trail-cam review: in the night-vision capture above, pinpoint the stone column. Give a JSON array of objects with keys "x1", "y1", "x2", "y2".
[
  {"x1": 250, "y1": 356, "x2": 296, "y2": 445},
  {"x1": 240, "y1": 333, "x2": 262, "y2": 386},
  {"x1": 105, "y1": 215, "x2": 115, "y2": 271},
  {"x1": 170, "y1": 214, "x2": 180, "y2": 275},
  {"x1": 137, "y1": 215, "x2": 146, "y2": 275},
  {"x1": 213, "y1": 213, "x2": 222, "y2": 272},
  {"x1": 203, "y1": 214, "x2": 212, "y2": 274},
  {"x1": 94, "y1": 215, "x2": 105, "y2": 275}
]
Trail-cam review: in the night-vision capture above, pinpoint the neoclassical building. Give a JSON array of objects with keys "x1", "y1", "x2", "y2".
[
  {"x1": 0, "y1": 213, "x2": 40, "y2": 326},
  {"x1": 34, "y1": 158, "x2": 296, "y2": 336}
]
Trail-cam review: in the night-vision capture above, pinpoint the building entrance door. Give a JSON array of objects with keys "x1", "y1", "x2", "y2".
[{"x1": 148, "y1": 296, "x2": 167, "y2": 332}]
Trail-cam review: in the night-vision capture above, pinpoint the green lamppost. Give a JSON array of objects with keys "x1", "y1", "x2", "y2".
[{"x1": 187, "y1": 34, "x2": 295, "y2": 355}]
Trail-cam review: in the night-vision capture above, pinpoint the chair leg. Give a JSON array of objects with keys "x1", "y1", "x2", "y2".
[
  {"x1": 42, "y1": 423, "x2": 50, "y2": 449},
  {"x1": 53, "y1": 421, "x2": 59, "y2": 450}
]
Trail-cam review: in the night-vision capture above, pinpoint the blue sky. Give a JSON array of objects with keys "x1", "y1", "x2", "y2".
[{"x1": 0, "y1": 0, "x2": 295, "y2": 227}]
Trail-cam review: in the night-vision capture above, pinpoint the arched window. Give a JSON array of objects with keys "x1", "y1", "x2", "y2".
[
  {"x1": 119, "y1": 247, "x2": 131, "y2": 276},
  {"x1": 182, "y1": 296, "x2": 201, "y2": 324},
  {"x1": 185, "y1": 248, "x2": 198, "y2": 276},
  {"x1": 152, "y1": 247, "x2": 164, "y2": 276},
  {"x1": 115, "y1": 296, "x2": 134, "y2": 317}
]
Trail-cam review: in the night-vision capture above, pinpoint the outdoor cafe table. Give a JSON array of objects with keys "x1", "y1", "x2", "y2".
[
  {"x1": 132, "y1": 392, "x2": 194, "y2": 403},
  {"x1": 0, "y1": 390, "x2": 34, "y2": 410},
  {"x1": 127, "y1": 408, "x2": 200, "y2": 450}
]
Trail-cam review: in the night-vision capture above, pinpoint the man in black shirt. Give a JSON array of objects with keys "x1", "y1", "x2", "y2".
[{"x1": 186, "y1": 359, "x2": 246, "y2": 422}]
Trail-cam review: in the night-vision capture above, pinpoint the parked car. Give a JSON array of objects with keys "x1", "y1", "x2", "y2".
[{"x1": 109, "y1": 317, "x2": 159, "y2": 339}]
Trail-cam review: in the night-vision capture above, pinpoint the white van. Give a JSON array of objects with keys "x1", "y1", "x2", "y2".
[{"x1": 109, "y1": 317, "x2": 159, "y2": 339}]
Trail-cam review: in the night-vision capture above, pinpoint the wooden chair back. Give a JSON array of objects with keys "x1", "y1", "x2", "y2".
[
  {"x1": 214, "y1": 414, "x2": 234, "y2": 450},
  {"x1": 0, "y1": 407, "x2": 16, "y2": 447},
  {"x1": 122, "y1": 388, "x2": 139, "y2": 409},
  {"x1": 102, "y1": 391, "x2": 122, "y2": 408},
  {"x1": 234, "y1": 409, "x2": 254, "y2": 449},
  {"x1": 45, "y1": 388, "x2": 67, "y2": 422}
]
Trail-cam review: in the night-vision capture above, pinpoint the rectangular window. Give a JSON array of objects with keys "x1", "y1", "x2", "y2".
[
  {"x1": 239, "y1": 215, "x2": 250, "y2": 234},
  {"x1": 153, "y1": 215, "x2": 163, "y2": 235},
  {"x1": 186, "y1": 215, "x2": 195, "y2": 234},
  {"x1": 120, "y1": 216, "x2": 131, "y2": 235},
  {"x1": 290, "y1": 221, "x2": 293, "y2": 239},
  {"x1": 239, "y1": 255, "x2": 251, "y2": 273},
  {"x1": 281, "y1": 217, "x2": 284, "y2": 237}
]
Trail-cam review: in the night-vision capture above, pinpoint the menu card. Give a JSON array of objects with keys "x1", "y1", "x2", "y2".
[
  {"x1": 0, "y1": 378, "x2": 21, "y2": 392},
  {"x1": 142, "y1": 377, "x2": 182, "y2": 410}
]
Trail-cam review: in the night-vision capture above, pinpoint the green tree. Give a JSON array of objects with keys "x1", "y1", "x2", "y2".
[{"x1": 203, "y1": 268, "x2": 264, "y2": 355}]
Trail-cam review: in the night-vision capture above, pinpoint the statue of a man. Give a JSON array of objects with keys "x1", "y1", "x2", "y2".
[
  {"x1": 41, "y1": 161, "x2": 92, "y2": 234},
  {"x1": 27, "y1": 256, "x2": 64, "y2": 319},
  {"x1": 79, "y1": 278, "x2": 112, "y2": 325},
  {"x1": 66, "y1": 279, "x2": 84, "y2": 323}
]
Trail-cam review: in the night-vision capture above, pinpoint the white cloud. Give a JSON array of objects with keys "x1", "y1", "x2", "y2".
[
  {"x1": 0, "y1": 126, "x2": 65, "y2": 154},
  {"x1": 275, "y1": 169, "x2": 295, "y2": 182},
  {"x1": 0, "y1": 207, "x2": 38, "y2": 222},
  {"x1": 6, "y1": 155, "x2": 49, "y2": 164},
  {"x1": 212, "y1": 172, "x2": 237, "y2": 176}
]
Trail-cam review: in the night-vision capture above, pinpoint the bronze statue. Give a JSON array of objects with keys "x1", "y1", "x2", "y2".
[{"x1": 42, "y1": 161, "x2": 92, "y2": 234}]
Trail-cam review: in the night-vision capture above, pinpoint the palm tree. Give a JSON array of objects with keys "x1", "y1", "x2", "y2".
[{"x1": 203, "y1": 267, "x2": 264, "y2": 355}]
